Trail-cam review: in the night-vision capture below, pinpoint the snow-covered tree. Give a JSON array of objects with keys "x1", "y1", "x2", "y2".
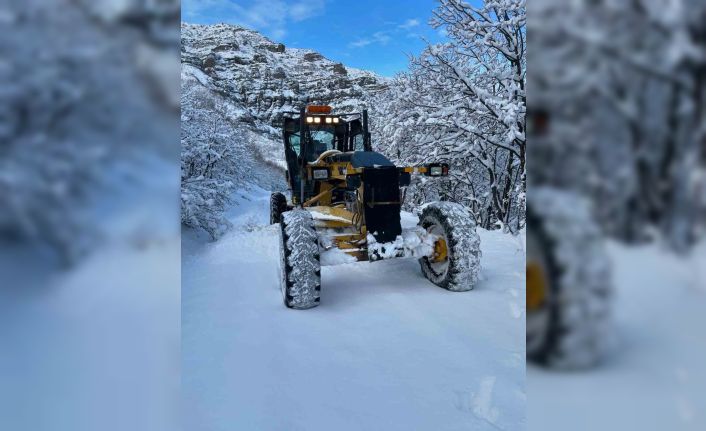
[
  {"x1": 372, "y1": 0, "x2": 526, "y2": 232},
  {"x1": 529, "y1": 0, "x2": 706, "y2": 250},
  {"x1": 180, "y1": 72, "x2": 247, "y2": 239},
  {"x1": 0, "y1": 0, "x2": 179, "y2": 264}
]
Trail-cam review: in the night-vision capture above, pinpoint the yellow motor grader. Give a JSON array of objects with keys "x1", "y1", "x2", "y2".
[{"x1": 270, "y1": 105, "x2": 481, "y2": 309}]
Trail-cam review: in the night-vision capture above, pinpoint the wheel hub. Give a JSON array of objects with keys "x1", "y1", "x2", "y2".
[
  {"x1": 526, "y1": 260, "x2": 547, "y2": 310},
  {"x1": 431, "y1": 237, "x2": 448, "y2": 263}
]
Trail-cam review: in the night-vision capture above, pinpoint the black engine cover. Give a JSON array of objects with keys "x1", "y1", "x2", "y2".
[{"x1": 362, "y1": 166, "x2": 402, "y2": 243}]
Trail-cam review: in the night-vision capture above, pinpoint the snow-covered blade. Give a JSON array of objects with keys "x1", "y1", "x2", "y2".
[{"x1": 366, "y1": 227, "x2": 437, "y2": 261}]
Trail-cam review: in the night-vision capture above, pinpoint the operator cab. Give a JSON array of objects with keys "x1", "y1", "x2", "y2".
[{"x1": 282, "y1": 105, "x2": 372, "y2": 200}]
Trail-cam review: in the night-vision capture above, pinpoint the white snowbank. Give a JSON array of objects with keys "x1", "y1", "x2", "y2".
[{"x1": 0, "y1": 153, "x2": 180, "y2": 431}]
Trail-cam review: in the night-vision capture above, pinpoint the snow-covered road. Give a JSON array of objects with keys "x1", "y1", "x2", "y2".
[
  {"x1": 182, "y1": 188, "x2": 526, "y2": 431},
  {"x1": 529, "y1": 240, "x2": 706, "y2": 431}
]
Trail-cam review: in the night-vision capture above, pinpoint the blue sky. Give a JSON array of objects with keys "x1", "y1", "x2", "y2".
[{"x1": 182, "y1": 0, "x2": 446, "y2": 77}]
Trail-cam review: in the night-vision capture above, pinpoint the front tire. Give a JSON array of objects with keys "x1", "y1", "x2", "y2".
[
  {"x1": 279, "y1": 210, "x2": 321, "y2": 309},
  {"x1": 270, "y1": 192, "x2": 287, "y2": 225},
  {"x1": 418, "y1": 202, "x2": 481, "y2": 291},
  {"x1": 527, "y1": 188, "x2": 613, "y2": 369}
]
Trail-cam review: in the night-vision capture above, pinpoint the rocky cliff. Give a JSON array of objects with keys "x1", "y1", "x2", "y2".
[{"x1": 181, "y1": 22, "x2": 388, "y2": 128}]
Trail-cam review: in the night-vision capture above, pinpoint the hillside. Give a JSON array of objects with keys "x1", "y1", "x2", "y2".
[{"x1": 181, "y1": 23, "x2": 387, "y2": 123}]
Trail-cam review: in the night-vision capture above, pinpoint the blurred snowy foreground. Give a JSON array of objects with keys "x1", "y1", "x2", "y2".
[
  {"x1": 182, "y1": 188, "x2": 526, "y2": 431},
  {"x1": 529, "y1": 236, "x2": 706, "y2": 431},
  {"x1": 0, "y1": 155, "x2": 180, "y2": 431}
]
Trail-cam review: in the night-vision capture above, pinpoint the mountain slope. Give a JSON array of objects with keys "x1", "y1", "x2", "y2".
[{"x1": 181, "y1": 22, "x2": 387, "y2": 132}]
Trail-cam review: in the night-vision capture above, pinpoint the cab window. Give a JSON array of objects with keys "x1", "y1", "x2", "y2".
[
  {"x1": 352, "y1": 134, "x2": 365, "y2": 151},
  {"x1": 288, "y1": 133, "x2": 301, "y2": 156}
]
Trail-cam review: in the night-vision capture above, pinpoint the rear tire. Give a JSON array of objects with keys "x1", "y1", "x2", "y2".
[
  {"x1": 418, "y1": 202, "x2": 481, "y2": 291},
  {"x1": 527, "y1": 188, "x2": 613, "y2": 369},
  {"x1": 270, "y1": 192, "x2": 287, "y2": 224},
  {"x1": 279, "y1": 210, "x2": 321, "y2": 309}
]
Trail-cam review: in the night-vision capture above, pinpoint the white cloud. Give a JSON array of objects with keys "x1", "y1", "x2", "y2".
[
  {"x1": 289, "y1": 0, "x2": 326, "y2": 22},
  {"x1": 349, "y1": 39, "x2": 372, "y2": 48},
  {"x1": 372, "y1": 31, "x2": 391, "y2": 44},
  {"x1": 348, "y1": 18, "x2": 423, "y2": 49},
  {"x1": 182, "y1": 0, "x2": 326, "y2": 40},
  {"x1": 398, "y1": 18, "x2": 420, "y2": 30},
  {"x1": 348, "y1": 31, "x2": 392, "y2": 49}
]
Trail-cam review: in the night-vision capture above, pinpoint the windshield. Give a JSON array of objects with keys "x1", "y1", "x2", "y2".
[{"x1": 306, "y1": 126, "x2": 336, "y2": 160}]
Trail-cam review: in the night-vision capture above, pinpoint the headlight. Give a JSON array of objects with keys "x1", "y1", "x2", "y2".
[
  {"x1": 313, "y1": 117, "x2": 321, "y2": 124},
  {"x1": 325, "y1": 117, "x2": 332, "y2": 124},
  {"x1": 333, "y1": 117, "x2": 339, "y2": 123},
  {"x1": 312, "y1": 168, "x2": 329, "y2": 180},
  {"x1": 306, "y1": 116, "x2": 314, "y2": 123},
  {"x1": 425, "y1": 163, "x2": 449, "y2": 177}
]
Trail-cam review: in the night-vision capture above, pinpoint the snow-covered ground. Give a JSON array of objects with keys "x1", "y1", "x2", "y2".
[
  {"x1": 182, "y1": 188, "x2": 526, "y2": 431},
  {"x1": 529, "y1": 240, "x2": 706, "y2": 430},
  {"x1": 0, "y1": 153, "x2": 180, "y2": 431}
]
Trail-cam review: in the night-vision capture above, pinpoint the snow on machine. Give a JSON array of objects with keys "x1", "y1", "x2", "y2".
[{"x1": 270, "y1": 105, "x2": 481, "y2": 309}]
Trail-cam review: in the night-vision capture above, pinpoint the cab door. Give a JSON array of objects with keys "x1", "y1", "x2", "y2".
[{"x1": 282, "y1": 118, "x2": 302, "y2": 193}]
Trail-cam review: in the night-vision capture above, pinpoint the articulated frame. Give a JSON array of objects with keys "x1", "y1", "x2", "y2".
[{"x1": 301, "y1": 158, "x2": 446, "y2": 263}]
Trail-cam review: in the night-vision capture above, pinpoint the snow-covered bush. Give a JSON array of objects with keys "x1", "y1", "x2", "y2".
[{"x1": 180, "y1": 67, "x2": 247, "y2": 239}]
